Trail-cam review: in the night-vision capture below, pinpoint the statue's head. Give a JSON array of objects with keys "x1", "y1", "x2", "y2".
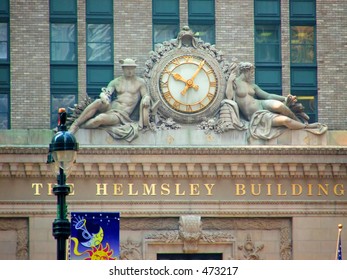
[
  {"x1": 119, "y1": 58, "x2": 137, "y2": 67},
  {"x1": 238, "y1": 62, "x2": 254, "y2": 73}
]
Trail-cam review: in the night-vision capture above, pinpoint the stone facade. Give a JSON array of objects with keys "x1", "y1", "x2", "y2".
[
  {"x1": 1, "y1": 0, "x2": 347, "y2": 260},
  {"x1": 7, "y1": 0, "x2": 347, "y2": 129}
]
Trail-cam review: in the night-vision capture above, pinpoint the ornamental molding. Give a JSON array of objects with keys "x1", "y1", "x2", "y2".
[
  {"x1": 1, "y1": 146, "x2": 346, "y2": 177},
  {"x1": 1, "y1": 146, "x2": 347, "y2": 155},
  {"x1": 1, "y1": 201, "x2": 347, "y2": 217},
  {"x1": 135, "y1": 216, "x2": 291, "y2": 260},
  {"x1": 0, "y1": 161, "x2": 345, "y2": 178}
]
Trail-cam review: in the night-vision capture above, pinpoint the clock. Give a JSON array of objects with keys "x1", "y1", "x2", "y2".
[
  {"x1": 159, "y1": 55, "x2": 218, "y2": 114},
  {"x1": 146, "y1": 26, "x2": 226, "y2": 124}
]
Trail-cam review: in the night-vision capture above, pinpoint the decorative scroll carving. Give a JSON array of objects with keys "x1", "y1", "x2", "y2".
[
  {"x1": 238, "y1": 233, "x2": 264, "y2": 260},
  {"x1": 120, "y1": 240, "x2": 142, "y2": 260}
]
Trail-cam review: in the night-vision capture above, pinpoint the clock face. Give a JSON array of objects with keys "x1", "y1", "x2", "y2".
[{"x1": 159, "y1": 55, "x2": 218, "y2": 114}]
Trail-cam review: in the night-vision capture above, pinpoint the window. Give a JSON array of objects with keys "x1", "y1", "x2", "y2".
[
  {"x1": 50, "y1": 0, "x2": 78, "y2": 128},
  {"x1": 0, "y1": 22, "x2": 8, "y2": 60},
  {"x1": 87, "y1": 23, "x2": 112, "y2": 63},
  {"x1": 290, "y1": 25, "x2": 315, "y2": 64},
  {"x1": 290, "y1": 0, "x2": 317, "y2": 122},
  {"x1": 254, "y1": 0, "x2": 282, "y2": 93},
  {"x1": 152, "y1": 0, "x2": 179, "y2": 46},
  {"x1": 51, "y1": 23, "x2": 77, "y2": 62},
  {"x1": 188, "y1": 0, "x2": 215, "y2": 44},
  {"x1": 86, "y1": 0, "x2": 114, "y2": 99},
  {"x1": 255, "y1": 25, "x2": 280, "y2": 63},
  {"x1": 0, "y1": 0, "x2": 9, "y2": 129}
]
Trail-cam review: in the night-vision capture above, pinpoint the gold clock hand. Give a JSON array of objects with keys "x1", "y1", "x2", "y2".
[
  {"x1": 181, "y1": 60, "x2": 205, "y2": 95},
  {"x1": 191, "y1": 60, "x2": 205, "y2": 81},
  {"x1": 173, "y1": 73, "x2": 199, "y2": 90}
]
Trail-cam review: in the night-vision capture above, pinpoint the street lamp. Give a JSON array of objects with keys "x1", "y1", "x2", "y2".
[{"x1": 48, "y1": 108, "x2": 79, "y2": 260}]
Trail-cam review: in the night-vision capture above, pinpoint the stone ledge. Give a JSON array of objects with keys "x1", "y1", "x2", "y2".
[
  {"x1": 74, "y1": 125, "x2": 333, "y2": 146},
  {"x1": 0, "y1": 128, "x2": 346, "y2": 147}
]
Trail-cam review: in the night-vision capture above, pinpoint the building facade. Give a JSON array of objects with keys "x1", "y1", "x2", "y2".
[{"x1": 0, "y1": 0, "x2": 346, "y2": 260}]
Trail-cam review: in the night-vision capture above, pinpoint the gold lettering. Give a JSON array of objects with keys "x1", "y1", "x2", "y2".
[
  {"x1": 161, "y1": 183, "x2": 170, "y2": 195},
  {"x1": 113, "y1": 184, "x2": 123, "y2": 195},
  {"x1": 32, "y1": 183, "x2": 43, "y2": 195},
  {"x1": 143, "y1": 184, "x2": 156, "y2": 195},
  {"x1": 96, "y1": 183, "x2": 108, "y2": 195},
  {"x1": 47, "y1": 183, "x2": 54, "y2": 195},
  {"x1": 190, "y1": 184, "x2": 200, "y2": 196},
  {"x1": 251, "y1": 184, "x2": 261, "y2": 196},
  {"x1": 235, "y1": 184, "x2": 246, "y2": 195},
  {"x1": 204, "y1": 184, "x2": 214, "y2": 195},
  {"x1": 334, "y1": 184, "x2": 344, "y2": 196},
  {"x1": 317, "y1": 184, "x2": 329, "y2": 196},
  {"x1": 277, "y1": 184, "x2": 287, "y2": 196},
  {"x1": 307, "y1": 184, "x2": 313, "y2": 196},
  {"x1": 128, "y1": 183, "x2": 138, "y2": 195},
  {"x1": 266, "y1": 184, "x2": 272, "y2": 196},
  {"x1": 175, "y1": 184, "x2": 185, "y2": 196},
  {"x1": 68, "y1": 183, "x2": 75, "y2": 195},
  {"x1": 292, "y1": 184, "x2": 302, "y2": 196}
]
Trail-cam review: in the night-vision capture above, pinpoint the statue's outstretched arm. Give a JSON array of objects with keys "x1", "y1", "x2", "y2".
[{"x1": 253, "y1": 84, "x2": 285, "y2": 102}]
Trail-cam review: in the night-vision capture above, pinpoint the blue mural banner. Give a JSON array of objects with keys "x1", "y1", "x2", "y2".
[{"x1": 69, "y1": 212, "x2": 120, "y2": 260}]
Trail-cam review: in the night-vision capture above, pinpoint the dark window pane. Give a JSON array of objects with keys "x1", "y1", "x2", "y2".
[
  {"x1": 290, "y1": 26, "x2": 315, "y2": 64},
  {"x1": 0, "y1": 94, "x2": 9, "y2": 129},
  {"x1": 51, "y1": 23, "x2": 76, "y2": 62},
  {"x1": 0, "y1": 23, "x2": 8, "y2": 60},
  {"x1": 255, "y1": 0, "x2": 280, "y2": 17},
  {"x1": 87, "y1": 24, "x2": 112, "y2": 62},
  {"x1": 189, "y1": 24, "x2": 215, "y2": 44},
  {"x1": 255, "y1": 25, "x2": 280, "y2": 63},
  {"x1": 153, "y1": 24, "x2": 179, "y2": 45}
]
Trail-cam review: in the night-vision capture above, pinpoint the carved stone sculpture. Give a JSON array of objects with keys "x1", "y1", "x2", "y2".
[{"x1": 178, "y1": 215, "x2": 202, "y2": 253}]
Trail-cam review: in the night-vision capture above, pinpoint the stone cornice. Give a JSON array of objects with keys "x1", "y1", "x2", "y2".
[
  {"x1": 1, "y1": 145, "x2": 347, "y2": 155},
  {"x1": 0, "y1": 146, "x2": 346, "y2": 178},
  {"x1": 1, "y1": 200, "x2": 346, "y2": 217}
]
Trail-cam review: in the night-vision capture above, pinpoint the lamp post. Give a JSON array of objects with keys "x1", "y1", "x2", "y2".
[{"x1": 48, "y1": 108, "x2": 79, "y2": 260}]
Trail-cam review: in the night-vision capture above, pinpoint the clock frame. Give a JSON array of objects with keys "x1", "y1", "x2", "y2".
[{"x1": 149, "y1": 48, "x2": 226, "y2": 124}]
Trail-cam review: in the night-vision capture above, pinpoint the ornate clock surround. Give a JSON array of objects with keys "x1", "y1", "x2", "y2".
[{"x1": 146, "y1": 27, "x2": 228, "y2": 124}]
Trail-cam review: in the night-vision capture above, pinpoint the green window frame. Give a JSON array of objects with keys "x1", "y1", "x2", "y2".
[
  {"x1": 188, "y1": 0, "x2": 215, "y2": 44},
  {"x1": 152, "y1": 0, "x2": 179, "y2": 46},
  {"x1": 50, "y1": 23, "x2": 77, "y2": 63},
  {"x1": 290, "y1": 0, "x2": 317, "y2": 123},
  {"x1": 50, "y1": 0, "x2": 78, "y2": 128},
  {"x1": 255, "y1": 24, "x2": 281, "y2": 64},
  {"x1": 86, "y1": 0, "x2": 114, "y2": 99},
  {"x1": 290, "y1": 25, "x2": 316, "y2": 65},
  {"x1": 0, "y1": 0, "x2": 9, "y2": 129},
  {"x1": 254, "y1": 0, "x2": 282, "y2": 94}
]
